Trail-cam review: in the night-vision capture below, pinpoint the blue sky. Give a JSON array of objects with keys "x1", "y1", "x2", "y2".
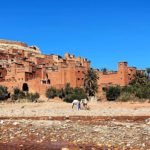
[{"x1": 0, "y1": 0, "x2": 150, "y2": 70}]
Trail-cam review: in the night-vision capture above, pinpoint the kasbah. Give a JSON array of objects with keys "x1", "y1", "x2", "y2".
[{"x1": 0, "y1": 39, "x2": 137, "y2": 97}]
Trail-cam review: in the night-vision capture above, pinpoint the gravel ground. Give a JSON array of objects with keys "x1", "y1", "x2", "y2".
[
  {"x1": 0, "y1": 101, "x2": 150, "y2": 150},
  {"x1": 0, "y1": 117, "x2": 150, "y2": 149}
]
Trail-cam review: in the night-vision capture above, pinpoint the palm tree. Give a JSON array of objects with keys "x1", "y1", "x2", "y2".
[
  {"x1": 130, "y1": 71, "x2": 149, "y2": 86},
  {"x1": 84, "y1": 68, "x2": 99, "y2": 96},
  {"x1": 146, "y1": 68, "x2": 150, "y2": 79}
]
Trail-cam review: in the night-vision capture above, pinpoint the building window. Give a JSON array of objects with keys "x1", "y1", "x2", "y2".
[{"x1": 77, "y1": 78, "x2": 80, "y2": 80}]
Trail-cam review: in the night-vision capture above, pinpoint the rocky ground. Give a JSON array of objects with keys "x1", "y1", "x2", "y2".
[{"x1": 0, "y1": 101, "x2": 150, "y2": 150}]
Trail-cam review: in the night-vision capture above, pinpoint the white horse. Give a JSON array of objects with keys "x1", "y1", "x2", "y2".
[
  {"x1": 72, "y1": 99, "x2": 80, "y2": 109},
  {"x1": 72, "y1": 99, "x2": 89, "y2": 110},
  {"x1": 81, "y1": 99, "x2": 88, "y2": 109}
]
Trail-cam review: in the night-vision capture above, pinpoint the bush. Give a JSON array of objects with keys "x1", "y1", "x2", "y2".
[
  {"x1": 135, "y1": 86, "x2": 150, "y2": 99},
  {"x1": 73, "y1": 87, "x2": 87, "y2": 100},
  {"x1": 0, "y1": 86, "x2": 9, "y2": 101},
  {"x1": 11, "y1": 88, "x2": 40, "y2": 102},
  {"x1": 129, "y1": 71, "x2": 150, "y2": 100},
  {"x1": 121, "y1": 86, "x2": 134, "y2": 94},
  {"x1": 106, "y1": 86, "x2": 121, "y2": 101},
  {"x1": 11, "y1": 88, "x2": 25, "y2": 101},
  {"x1": 46, "y1": 87, "x2": 57, "y2": 99},
  {"x1": 64, "y1": 87, "x2": 87, "y2": 103},
  {"x1": 57, "y1": 88, "x2": 65, "y2": 99},
  {"x1": 45, "y1": 83, "x2": 87, "y2": 103},
  {"x1": 26, "y1": 92, "x2": 40, "y2": 102},
  {"x1": 14, "y1": 88, "x2": 21, "y2": 95},
  {"x1": 106, "y1": 79, "x2": 150, "y2": 102},
  {"x1": 117, "y1": 92, "x2": 136, "y2": 102},
  {"x1": 11, "y1": 94, "x2": 18, "y2": 101},
  {"x1": 63, "y1": 83, "x2": 73, "y2": 96}
]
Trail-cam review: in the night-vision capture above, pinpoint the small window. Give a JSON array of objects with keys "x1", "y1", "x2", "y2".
[{"x1": 77, "y1": 78, "x2": 80, "y2": 80}]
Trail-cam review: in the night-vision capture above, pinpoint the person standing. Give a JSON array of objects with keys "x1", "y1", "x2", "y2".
[{"x1": 78, "y1": 101, "x2": 81, "y2": 110}]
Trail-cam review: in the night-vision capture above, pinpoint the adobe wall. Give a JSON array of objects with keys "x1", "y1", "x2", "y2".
[
  {"x1": 0, "y1": 81, "x2": 23, "y2": 93},
  {"x1": 97, "y1": 62, "x2": 137, "y2": 92},
  {"x1": 47, "y1": 67, "x2": 79, "y2": 88},
  {"x1": 0, "y1": 79, "x2": 50, "y2": 96},
  {"x1": 98, "y1": 72, "x2": 119, "y2": 85},
  {"x1": 0, "y1": 68, "x2": 7, "y2": 81}
]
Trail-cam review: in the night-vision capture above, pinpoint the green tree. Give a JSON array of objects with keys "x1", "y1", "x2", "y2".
[
  {"x1": 130, "y1": 71, "x2": 148, "y2": 86},
  {"x1": 84, "y1": 69, "x2": 99, "y2": 96},
  {"x1": 64, "y1": 87, "x2": 87, "y2": 103},
  {"x1": 0, "y1": 85, "x2": 9, "y2": 101},
  {"x1": 64, "y1": 83, "x2": 73, "y2": 96},
  {"x1": 11, "y1": 88, "x2": 25, "y2": 101},
  {"x1": 105, "y1": 86, "x2": 121, "y2": 101},
  {"x1": 57, "y1": 88, "x2": 65, "y2": 99},
  {"x1": 124, "y1": 71, "x2": 150, "y2": 100},
  {"x1": 46, "y1": 87, "x2": 57, "y2": 99}
]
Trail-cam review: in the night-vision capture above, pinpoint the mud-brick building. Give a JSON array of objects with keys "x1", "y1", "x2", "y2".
[
  {"x1": 0, "y1": 39, "x2": 137, "y2": 96},
  {"x1": 97, "y1": 62, "x2": 136, "y2": 94},
  {"x1": 0, "y1": 40, "x2": 90, "y2": 95}
]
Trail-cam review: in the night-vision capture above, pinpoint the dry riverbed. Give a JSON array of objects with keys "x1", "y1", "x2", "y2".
[{"x1": 0, "y1": 101, "x2": 150, "y2": 150}]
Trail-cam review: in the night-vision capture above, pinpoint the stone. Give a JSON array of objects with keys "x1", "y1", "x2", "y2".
[
  {"x1": 13, "y1": 122, "x2": 19, "y2": 125},
  {"x1": 61, "y1": 148, "x2": 69, "y2": 150},
  {"x1": 0, "y1": 120, "x2": 4, "y2": 124}
]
